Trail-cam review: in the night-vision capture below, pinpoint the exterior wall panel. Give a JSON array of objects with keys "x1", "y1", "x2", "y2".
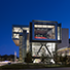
[{"x1": 57, "y1": 28, "x2": 69, "y2": 49}]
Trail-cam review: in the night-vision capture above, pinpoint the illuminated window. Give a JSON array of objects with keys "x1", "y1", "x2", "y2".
[
  {"x1": 34, "y1": 25, "x2": 38, "y2": 27},
  {"x1": 13, "y1": 27, "x2": 22, "y2": 32},
  {"x1": 47, "y1": 25, "x2": 54, "y2": 28},
  {"x1": 57, "y1": 27, "x2": 61, "y2": 40},
  {"x1": 34, "y1": 25, "x2": 55, "y2": 28},
  {"x1": 22, "y1": 28, "x2": 29, "y2": 33},
  {"x1": 34, "y1": 24, "x2": 55, "y2": 39},
  {"x1": 42, "y1": 25, "x2": 47, "y2": 28},
  {"x1": 13, "y1": 34, "x2": 19, "y2": 38}
]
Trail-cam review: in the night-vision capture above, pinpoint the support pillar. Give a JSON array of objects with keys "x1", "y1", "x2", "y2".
[{"x1": 19, "y1": 30, "x2": 27, "y2": 62}]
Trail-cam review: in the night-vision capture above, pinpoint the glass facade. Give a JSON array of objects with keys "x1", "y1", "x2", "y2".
[
  {"x1": 57, "y1": 26, "x2": 61, "y2": 40},
  {"x1": 32, "y1": 42, "x2": 56, "y2": 57},
  {"x1": 34, "y1": 24, "x2": 55, "y2": 39},
  {"x1": 12, "y1": 27, "x2": 29, "y2": 39},
  {"x1": 32, "y1": 22, "x2": 58, "y2": 41}
]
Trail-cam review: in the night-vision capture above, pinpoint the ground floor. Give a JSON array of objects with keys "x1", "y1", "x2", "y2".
[
  {"x1": 31, "y1": 42, "x2": 56, "y2": 57},
  {"x1": 19, "y1": 41, "x2": 63, "y2": 63}
]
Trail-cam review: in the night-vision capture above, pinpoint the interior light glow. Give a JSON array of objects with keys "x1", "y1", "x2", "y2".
[
  {"x1": 23, "y1": 28, "x2": 29, "y2": 33},
  {"x1": 13, "y1": 27, "x2": 22, "y2": 32},
  {"x1": 13, "y1": 34, "x2": 19, "y2": 38}
]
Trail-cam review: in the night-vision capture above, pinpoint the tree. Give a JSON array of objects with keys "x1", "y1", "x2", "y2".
[
  {"x1": 25, "y1": 51, "x2": 32, "y2": 63},
  {"x1": 53, "y1": 53, "x2": 59, "y2": 64},
  {"x1": 67, "y1": 57, "x2": 70, "y2": 64},
  {"x1": 41, "y1": 54, "x2": 45, "y2": 63},
  {"x1": 63, "y1": 51, "x2": 68, "y2": 64},
  {"x1": 53, "y1": 44, "x2": 59, "y2": 64},
  {"x1": 41, "y1": 53, "x2": 50, "y2": 63},
  {"x1": 0, "y1": 55, "x2": 1, "y2": 61},
  {"x1": 3, "y1": 54, "x2": 8, "y2": 60},
  {"x1": 59, "y1": 54, "x2": 64, "y2": 64}
]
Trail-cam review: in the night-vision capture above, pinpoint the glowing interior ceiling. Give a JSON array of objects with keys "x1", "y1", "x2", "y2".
[
  {"x1": 34, "y1": 25, "x2": 55, "y2": 28},
  {"x1": 13, "y1": 27, "x2": 23, "y2": 32},
  {"x1": 57, "y1": 48, "x2": 68, "y2": 52}
]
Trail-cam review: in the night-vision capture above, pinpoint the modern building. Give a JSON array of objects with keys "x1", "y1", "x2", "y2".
[{"x1": 12, "y1": 20, "x2": 70, "y2": 63}]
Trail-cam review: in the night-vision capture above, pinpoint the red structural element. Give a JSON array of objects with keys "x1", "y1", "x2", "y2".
[{"x1": 35, "y1": 36, "x2": 47, "y2": 39}]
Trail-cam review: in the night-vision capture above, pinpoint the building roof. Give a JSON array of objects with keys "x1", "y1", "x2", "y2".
[
  {"x1": 12, "y1": 25, "x2": 29, "y2": 28},
  {"x1": 32, "y1": 20, "x2": 58, "y2": 23}
]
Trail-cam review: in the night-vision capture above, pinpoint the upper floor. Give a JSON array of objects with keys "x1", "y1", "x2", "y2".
[{"x1": 12, "y1": 20, "x2": 62, "y2": 46}]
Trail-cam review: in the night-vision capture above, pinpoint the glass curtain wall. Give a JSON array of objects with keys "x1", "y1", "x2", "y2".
[
  {"x1": 32, "y1": 42, "x2": 56, "y2": 57},
  {"x1": 57, "y1": 26, "x2": 61, "y2": 40},
  {"x1": 34, "y1": 24, "x2": 55, "y2": 39}
]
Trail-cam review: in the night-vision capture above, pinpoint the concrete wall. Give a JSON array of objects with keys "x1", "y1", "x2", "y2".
[{"x1": 57, "y1": 28, "x2": 69, "y2": 49}]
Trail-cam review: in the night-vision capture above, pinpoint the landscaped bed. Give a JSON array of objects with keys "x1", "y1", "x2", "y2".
[{"x1": 0, "y1": 63, "x2": 70, "y2": 69}]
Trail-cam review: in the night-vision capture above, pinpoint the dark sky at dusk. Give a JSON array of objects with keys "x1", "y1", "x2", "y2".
[{"x1": 0, "y1": 0, "x2": 70, "y2": 57}]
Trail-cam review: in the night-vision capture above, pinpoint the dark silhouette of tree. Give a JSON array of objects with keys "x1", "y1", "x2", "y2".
[
  {"x1": 41, "y1": 53, "x2": 50, "y2": 63},
  {"x1": 3, "y1": 54, "x2": 8, "y2": 60},
  {"x1": 0, "y1": 54, "x2": 18, "y2": 61},
  {"x1": 0, "y1": 55, "x2": 1, "y2": 61},
  {"x1": 54, "y1": 44, "x2": 58, "y2": 64},
  {"x1": 63, "y1": 51, "x2": 68, "y2": 64},
  {"x1": 59, "y1": 54, "x2": 63, "y2": 64},
  {"x1": 67, "y1": 57, "x2": 70, "y2": 64},
  {"x1": 25, "y1": 51, "x2": 32, "y2": 63},
  {"x1": 41, "y1": 54, "x2": 45, "y2": 62}
]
